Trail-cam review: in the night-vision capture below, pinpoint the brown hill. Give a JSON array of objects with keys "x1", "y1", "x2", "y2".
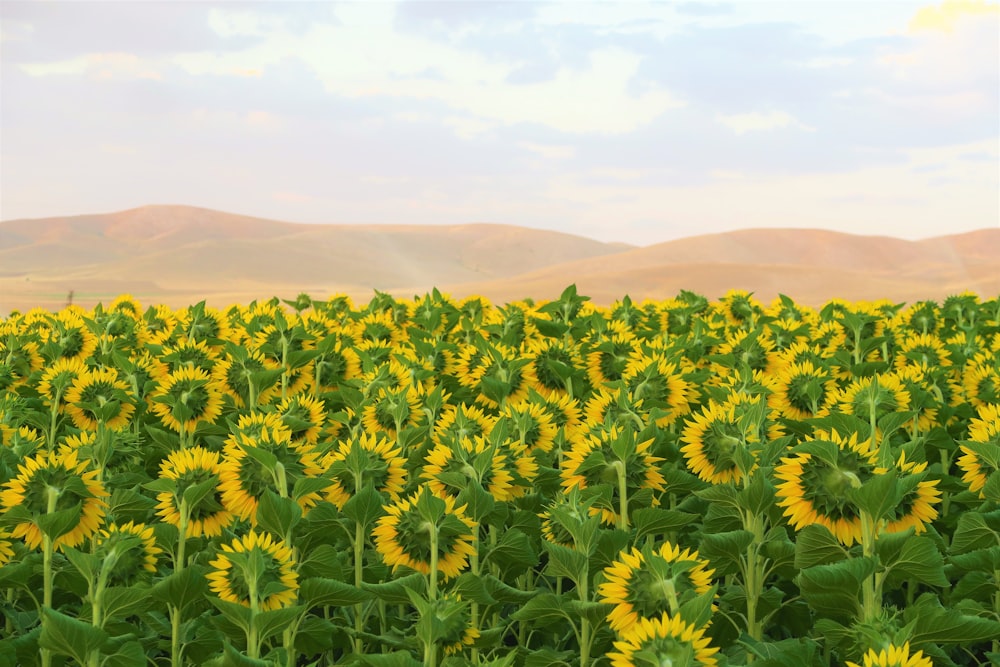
[{"x1": 0, "y1": 206, "x2": 997, "y2": 313}]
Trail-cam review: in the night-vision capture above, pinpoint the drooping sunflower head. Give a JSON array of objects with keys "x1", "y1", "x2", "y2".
[
  {"x1": 766, "y1": 360, "x2": 837, "y2": 421},
  {"x1": 143, "y1": 304, "x2": 180, "y2": 345},
  {"x1": 432, "y1": 403, "x2": 496, "y2": 448},
  {"x1": 495, "y1": 399, "x2": 557, "y2": 454},
  {"x1": 372, "y1": 488, "x2": 477, "y2": 581},
  {"x1": 212, "y1": 347, "x2": 278, "y2": 408},
  {"x1": 0, "y1": 528, "x2": 15, "y2": 567},
  {"x1": 321, "y1": 431, "x2": 406, "y2": 509},
  {"x1": 218, "y1": 426, "x2": 326, "y2": 524},
  {"x1": 428, "y1": 593, "x2": 481, "y2": 656},
  {"x1": 94, "y1": 521, "x2": 162, "y2": 586},
  {"x1": 838, "y1": 374, "x2": 910, "y2": 423},
  {"x1": 176, "y1": 304, "x2": 233, "y2": 347},
  {"x1": 561, "y1": 426, "x2": 666, "y2": 526},
  {"x1": 276, "y1": 393, "x2": 327, "y2": 446},
  {"x1": 774, "y1": 428, "x2": 876, "y2": 546},
  {"x1": 64, "y1": 367, "x2": 136, "y2": 431},
  {"x1": 361, "y1": 385, "x2": 423, "y2": 438},
  {"x1": 51, "y1": 311, "x2": 98, "y2": 362},
  {"x1": 894, "y1": 333, "x2": 951, "y2": 372},
  {"x1": 422, "y1": 435, "x2": 515, "y2": 502},
  {"x1": 524, "y1": 337, "x2": 582, "y2": 399},
  {"x1": 680, "y1": 398, "x2": 761, "y2": 486},
  {"x1": 957, "y1": 403, "x2": 1000, "y2": 498},
  {"x1": 606, "y1": 613, "x2": 720, "y2": 667},
  {"x1": 155, "y1": 446, "x2": 234, "y2": 539},
  {"x1": 0, "y1": 448, "x2": 107, "y2": 550},
  {"x1": 599, "y1": 543, "x2": 716, "y2": 635},
  {"x1": 151, "y1": 366, "x2": 225, "y2": 434},
  {"x1": 586, "y1": 331, "x2": 637, "y2": 388},
  {"x1": 207, "y1": 530, "x2": 298, "y2": 612},
  {"x1": 962, "y1": 361, "x2": 1000, "y2": 409},
  {"x1": 846, "y1": 642, "x2": 933, "y2": 667},
  {"x1": 159, "y1": 338, "x2": 220, "y2": 376}
]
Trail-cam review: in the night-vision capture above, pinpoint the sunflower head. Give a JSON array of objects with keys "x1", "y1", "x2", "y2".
[
  {"x1": 606, "y1": 613, "x2": 720, "y2": 667},
  {"x1": 0, "y1": 448, "x2": 107, "y2": 550},
  {"x1": 846, "y1": 641, "x2": 933, "y2": 667},
  {"x1": 155, "y1": 446, "x2": 234, "y2": 539},
  {"x1": 94, "y1": 521, "x2": 162, "y2": 586},
  {"x1": 321, "y1": 431, "x2": 406, "y2": 509},
  {"x1": 64, "y1": 367, "x2": 136, "y2": 431},
  {"x1": 151, "y1": 366, "x2": 224, "y2": 434},
  {"x1": 207, "y1": 530, "x2": 298, "y2": 612}
]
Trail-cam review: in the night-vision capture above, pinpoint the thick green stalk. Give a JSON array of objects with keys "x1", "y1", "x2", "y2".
[
  {"x1": 41, "y1": 486, "x2": 58, "y2": 667},
  {"x1": 248, "y1": 577, "x2": 260, "y2": 660},
  {"x1": 860, "y1": 511, "x2": 880, "y2": 624},
  {"x1": 743, "y1": 509, "x2": 765, "y2": 647},
  {"x1": 615, "y1": 460, "x2": 629, "y2": 530},
  {"x1": 354, "y1": 520, "x2": 365, "y2": 654}
]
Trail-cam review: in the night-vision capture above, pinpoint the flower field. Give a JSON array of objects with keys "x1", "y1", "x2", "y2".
[{"x1": 1, "y1": 285, "x2": 998, "y2": 667}]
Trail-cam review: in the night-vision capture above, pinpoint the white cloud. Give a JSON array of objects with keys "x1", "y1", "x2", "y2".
[
  {"x1": 19, "y1": 52, "x2": 162, "y2": 80},
  {"x1": 518, "y1": 142, "x2": 576, "y2": 160},
  {"x1": 715, "y1": 110, "x2": 813, "y2": 135}
]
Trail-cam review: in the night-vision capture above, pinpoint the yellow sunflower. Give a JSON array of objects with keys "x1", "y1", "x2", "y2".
[
  {"x1": 846, "y1": 642, "x2": 933, "y2": 667},
  {"x1": 0, "y1": 448, "x2": 107, "y2": 550},
  {"x1": 766, "y1": 360, "x2": 837, "y2": 421},
  {"x1": 586, "y1": 331, "x2": 637, "y2": 388},
  {"x1": 159, "y1": 338, "x2": 220, "y2": 375},
  {"x1": 837, "y1": 374, "x2": 910, "y2": 423},
  {"x1": 606, "y1": 613, "x2": 719, "y2": 667},
  {"x1": 155, "y1": 446, "x2": 234, "y2": 539},
  {"x1": 495, "y1": 399, "x2": 557, "y2": 454},
  {"x1": 211, "y1": 347, "x2": 279, "y2": 408},
  {"x1": 680, "y1": 399, "x2": 760, "y2": 486},
  {"x1": 962, "y1": 361, "x2": 1000, "y2": 409},
  {"x1": 372, "y1": 489, "x2": 477, "y2": 581},
  {"x1": 218, "y1": 426, "x2": 326, "y2": 525},
  {"x1": 207, "y1": 530, "x2": 298, "y2": 612},
  {"x1": 432, "y1": 403, "x2": 496, "y2": 447},
  {"x1": 51, "y1": 311, "x2": 98, "y2": 362},
  {"x1": 957, "y1": 403, "x2": 1000, "y2": 498},
  {"x1": 0, "y1": 528, "x2": 15, "y2": 566},
  {"x1": 276, "y1": 393, "x2": 327, "y2": 446},
  {"x1": 621, "y1": 352, "x2": 694, "y2": 427},
  {"x1": 524, "y1": 337, "x2": 583, "y2": 399},
  {"x1": 95, "y1": 521, "x2": 162, "y2": 585},
  {"x1": 150, "y1": 366, "x2": 224, "y2": 434},
  {"x1": 894, "y1": 333, "x2": 951, "y2": 372},
  {"x1": 321, "y1": 431, "x2": 407, "y2": 509},
  {"x1": 561, "y1": 426, "x2": 666, "y2": 526},
  {"x1": 599, "y1": 543, "x2": 716, "y2": 634},
  {"x1": 63, "y1": 367, "x2": 136, "y2": 431},
  {"x1": 361, "y1": 385, "x2": 423, "y2": 439},
  {"x1": 422, "y1": 435, "x2": 516, "y2": 502},
  {"x1": 143, "y1": 304, "x2": 180, "y2": 345}
]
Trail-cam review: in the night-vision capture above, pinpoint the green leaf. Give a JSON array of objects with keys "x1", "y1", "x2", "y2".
[
  {"x1": 103, "y1": 585, "x2": 152, "y2": 620},
  {"x1": 794, "y1": 525, "x2": 847, "y2": 569},
  {"x1": 632, "y1": 507, "x2": 698, "y2": 543},
  {"x1": 483, "y1": 528, "x2": 536, "y2": 573},
  {"x1": 847, "y1": 469, "x2": 899, "y2": 523},
  {"x1": 738, "y1": 473, "x2": 777, "y2": 516},
  {"x1": 879, "y1": 535, "x2": 948, "y2": 588},
  {"x1": 451, "y1": 572, "x2": 498, "y2": 605},
  {"x1": 542, "y1": 541, "x2": 589, "y2": 585},
  {"x1": 253, "y1": 605, "x2": 305, "y2": 643},
  {"x1": 906, "y1": 593, "x2": 1000, "y2": 645},
  {"x1": 360, "y1": 651, "x2": 424, "y2": 667},
  {"x1": 151, "y1": 565, "x2": 209, "y2": 612},
  {"x1": 39, "y1": 608, "x2": 108, "y2": 665},
  {"x1": 207, "y1": 597, "x2": 253, "y2": 634},
  {"x1": 299, "y1": 578, "x2": 372, "y2": 607},
  {"x1": 36, "y1": 502, "x2": 83, "y2": 541},
  {"x1": 221, "y1": 641, "x2": 270, "y2": 667},
  {"x1": 797, "y1": 557, "x2": 875, "y2": 622},
  {"x1": 510, "y1": 593, "x2": 574, "y2": 627},
  {"x1": 342, "y1": 485, "x2": 386, "y2": 529},
  {"x1": 698, "y1": 530, "x2": 754, "y2": 575},
  {"x1": 362, "y1": 572, "x2": 426, "y2": 604},
  {"x1": 298, "y1": 544, "x2": 346, "y2": 579},
  {"x1": 951, "y1": 511, "x2": 1000, "y2": 554},
  {"x1": 255, "y1": 490, "x2": 302, "y2": 539},
  {"x1": 101, "y1": 640, "x2": 146, "y2": 667},
  {"x1": 62, "y1": 545, "x2": 99, "y2": 581},
  {"x1": 524, "y1": 648, "x2": 574, "y2": 667},
  {"x1": 182, "y1": 474, "x2": 220, "y2": 510}
]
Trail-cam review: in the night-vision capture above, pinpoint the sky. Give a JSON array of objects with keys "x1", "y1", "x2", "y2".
[{"x1": 1, "y1": 0, "x2": 997, "y2": 246}]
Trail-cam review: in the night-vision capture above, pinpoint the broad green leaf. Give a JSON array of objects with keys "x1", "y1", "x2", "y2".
[
  {"x1": 906, "y1": 593, "x2": 1000, "y2": 645},
  {"x1": 299, "y1": 578, "x2": 372, "y2": 607},
  {"x1": 847, "y1": 470, "x2": 899, "y2": 523},
  {"x1": 484, "y1": 528, "x2": 536, "y2": 573},
  {"x1": 103, "y1": 585, "x2": 152, "y2": 621},
  {"x1": 253, "y1": 605, "x2": 305, "y2": 643},
  {"x1": 698, "y1": 530, "x2": 754, "y2": 575},
  {"x1": 39, "y1": 608, "x2": 107, "y2": 665},
  {"x1": 362, "y1": 572, "x2": 426, "y2": 604},
  {"x1": 793, "y1": 524, "x2": 847, "y2": 570},
  {"x1": 151, "y1": 565, "x2": 209, "y2": 612},
  {"x1": 797, "y1": 557, "x2": 875, "y2": 622},
  {"x1": 542, "y1": 541, "x2": 589, "y2": 584},
  {"x1": 101, "y1": 640, "x2": 146, "y2": 667},
  {"x1": 880, "y1": 535, "x2": 948, "y2": 588},
  {"x1": 207, "y1": 597, "x2": 252, "y2": 634},
  {"x1": 450, "y1": 572, "x2": 497, "y2": 605},
  {"x1": 255, "y1": 490, "x2": 302, "y2": 539},
  {"x1": 221, "y1": 642, "x2": 270, "y2": 667},
  {"x1": 951, "y1": 511, "x2": 1000, "y2": 554},
  {"x1": 360, "y1": 651, "x2": 423, "y2": 667},
  {"x1": 510, "y1": 593, "x2": 574, "y2": 627},
  {"x1": 632, "y1": 507, "x2": 699, "y2": 543},
  {"x1": 524, "y1": 648, "x2": 574, "y2": 667},
  {"x1": 36, "y1": 502, "x2": 83, "y2": 541}
]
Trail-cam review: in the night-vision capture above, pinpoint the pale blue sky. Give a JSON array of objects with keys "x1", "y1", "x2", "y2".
[{"x1": 1, "y1": 1, "x2": 997, "y2": 245}]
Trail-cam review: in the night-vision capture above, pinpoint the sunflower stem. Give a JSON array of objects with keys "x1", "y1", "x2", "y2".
[
  {"x1": 743, "y1": 508, "x2": 766, "y2": 649},
  {"x1": 614, "y1": 460, "x2": 629, "y2": 530},
  {"x1": 428, "y1": 521, "x2": 439, "y2": 603},
  {"x1": 860, "y1": 510, "x2": 880, "y2": 624},
  {"x1": 354, "y1": 519, "x2": 365, "y2": 654},
  {"x1": 470, "y1": 527, "x2": 480, "y2": 664},
  {"x1": 41, "y1": 486, "x2": 58, "y2": 667}
]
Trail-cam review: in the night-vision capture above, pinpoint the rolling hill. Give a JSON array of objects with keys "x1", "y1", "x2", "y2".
[{"x1": 0, "y1": 205, "x2": 996, "y2": 313}]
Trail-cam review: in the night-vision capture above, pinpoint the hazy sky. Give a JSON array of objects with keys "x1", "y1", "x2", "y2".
[{"x1": 1, "y1": 1, "x2": 997, "y2": 246}]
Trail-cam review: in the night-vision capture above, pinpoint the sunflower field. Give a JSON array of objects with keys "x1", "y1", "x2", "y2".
[{"x1": 1, "y1": 286, "x2": 999, "y2": 667}]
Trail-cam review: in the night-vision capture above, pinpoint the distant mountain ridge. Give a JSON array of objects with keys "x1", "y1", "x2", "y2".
[{"x1": 1, "y1": 205, "x2": 997, "y2": 313}]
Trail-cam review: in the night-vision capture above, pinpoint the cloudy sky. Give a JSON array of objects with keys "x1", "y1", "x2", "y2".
[{"x1": 1, "y1": 1, "x2": 997, "y2": 246}]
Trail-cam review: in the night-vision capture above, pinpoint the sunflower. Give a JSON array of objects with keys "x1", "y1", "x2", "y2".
[
  {"x1": 606, "y1": 613, "x2": 719, "y2": 667},
  {"x1": 524, "y1": 337, "x2": 583, "y2": 399},
  {"x1": 473, "y1": 345, "x2": 538, "y2": 410},
  {"x1": 372, "y1": 489, "x2": 477, "y2": 581},
  {"x1": 586, "y1": 331, "x2": 636, "y2": 388},
  {"x1": 207, "y1": 530, "x2": 298, "y2": 612},
  {"x1": 561, "y1": 426, "x2": 666, "y2": 526},
  {"x1": 0, "y1": 337, "x2": 43, "y2": 386},
  {"x1": 584, "y1": 386, "x2": 645, "y2": 433},
  {"x1": 599, "y1": 543, "x2": 716, "y2": 634},
  {"x1": 150, "y1": 366, "x2": 224, "y2": 434},
  {"x1": 766, "y1": 360, "x2": 837, "y2": 421},
  {"x1": 108, "y1": 294, "x2": 142, "y2": 318},
  {"x1": 361, "y1": 386, "x2": 423, "y2": 439},
  {"x1": 717, "y1": 289, "x2": 762, "y2": 329},
  {"x1": 427, "y1": 593, "x2": 481, "y2": 655},
  {"x1": 143, "y1": 304, "x2": 180, "y2": 345},
  {"x1": 94, "y1": 521, "x2": 162, "y2": 586},
  {"x1": 621, "y1": 352, "x2": 694, "y2": 427},
  {"x1": 962, "y1": 361, "x2": 1000, "y2": 409},
  {"x1": 837, "y1": 374, "x2": 910, "y2": 423},
  {"x1": 38, "y1": 358, "x2": 89, "y2": 414},
  {"x1": 884, "y1": 452, "x2": 941, "y2": 536},
  {"x1": 211, "y1": 347, "x2": 279, "y2": 408},
  {"x1": 63, "y1": 367, "x2": 136, "y2": 431},
  {"x1": 423, "y1": 435, "x2": 516, "y2": 502},
  {"x1": 432, "y1": 403, "x2": 496, "y2": 447},
  {"x1": 159, "y1": 338, "x2": 220, "y2": 375},
  {"x1": 276, "y1": 393, "x2": 327, "y2": 447},
  {"x1": 894, "y1": 333, "x2": 951, "y2": 372},
  {"x1": 0, "y1": 528, "x2": 14, "y2": 567},
  {"x1": 0, "y1": 448, "x2": 107, "y2": 550},
  {"x1": 309, "y1": 340, "x2": 362, "y2": 394},
  {"x1": 846, "y1": 642, "x2": 933, "y2": 667},
  {"x1": 680, "y1": 399, "x2": 760, "y2": 486},
  {"x1": 218, "y1": 426, "x2": 326, "y2": 524},
  {"x1": 892, "y1": 366, "x2": 940, "y2": 433},
  {"x1": 51, "y1": 311, "x2": 98, "y2": 362},
  {"x1": 155, "y1": 446, "x2": 234, "y2": 539},
  {"x1": 2, "y1": 426, "x2": 46, "y2": 455},
  {"x1": 957, "y1": 403, "x2": 1000, "y2": 498},
  {"x1": 530, "y1": 391, "x2": 585, "y2": 445},
  {"x1": 495, "y1": 399, "x2": 557, "y2": 454},
  {"x1": 712, "y1": 329, "x2": 777, "y2": 378},
  {"x1": 176, "y1": 304, "x2": 233, "y2": 347},
  {"x1": 322, "y1": 431, "x2": 406, "y2": 509}
]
